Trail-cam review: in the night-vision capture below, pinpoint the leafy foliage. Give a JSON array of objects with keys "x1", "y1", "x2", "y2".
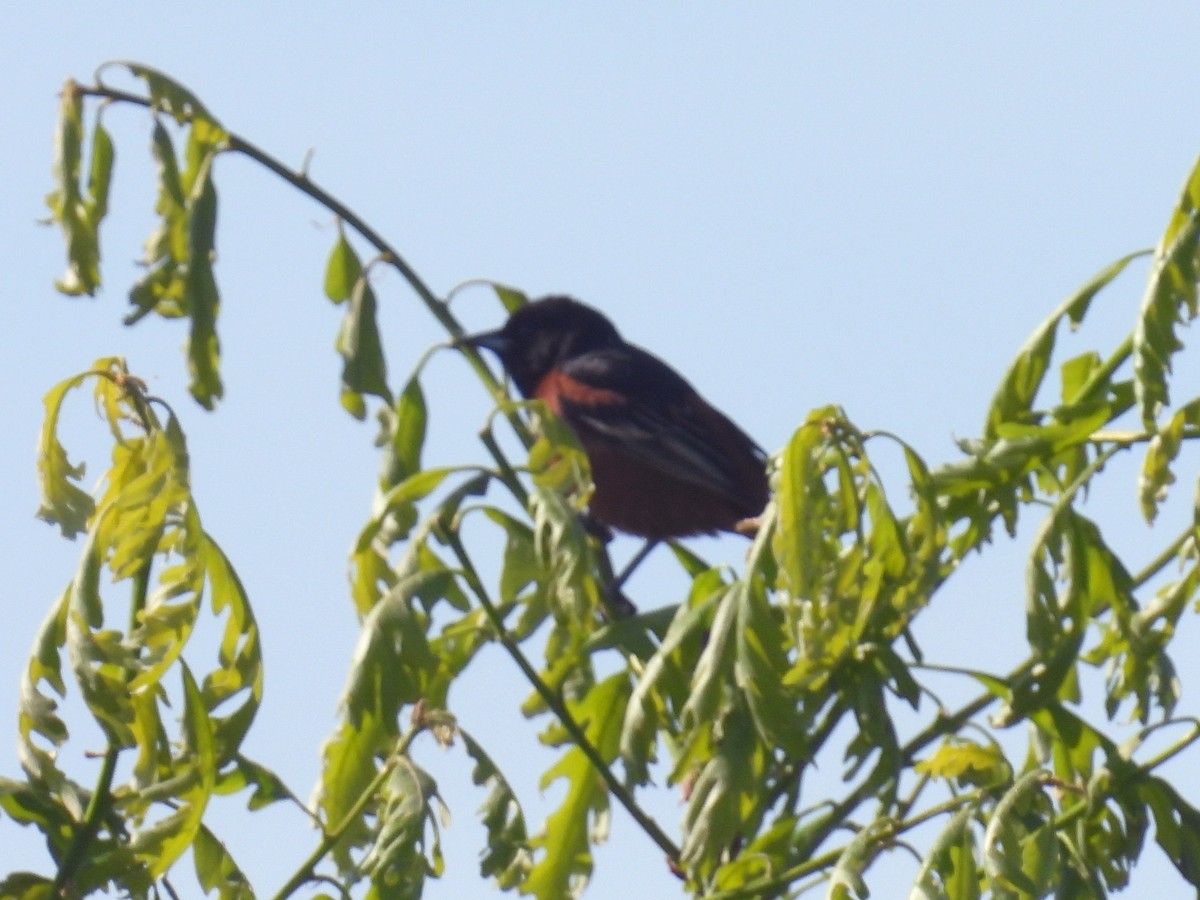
[{"x1": 10, "y1": 62, "x2": 1200, "y2": 899}]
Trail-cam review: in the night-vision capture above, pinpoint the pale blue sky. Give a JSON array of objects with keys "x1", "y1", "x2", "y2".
[{"x1": 4, "y1": 6, "x2": 1200, "y2": 897}]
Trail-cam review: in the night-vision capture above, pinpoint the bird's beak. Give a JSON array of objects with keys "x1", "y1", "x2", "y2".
[{"x1": 455, "y1": 328, "x2": 511, "y2": 356}]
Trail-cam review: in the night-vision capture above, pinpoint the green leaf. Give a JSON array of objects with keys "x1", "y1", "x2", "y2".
[
  {"x1": 342, "y1": 570, "x2": 443, "y2": 728},
  {"x1": 193, "y1": 824, "x2": 254, "y2": 899},
  {"x1": 680, "y1": 583, "x2": 738, "y2": 730},
  {"x1": 526, "y1": 674, "x2": 629, "y2": 899},
  {"x1": 460, "y1": 729, "x2": 532, "y2": 889},
  {"x1": 1139, "y1": 776, "x2": 1200, "y2": 887},
  {"x1": 1135, "y1": 155, "x2": 1200, "y2": 427},
  {"x1": 184, "y1": 159, "x2": 223, "y2": 409},
  {"x1": 317, "y1": 715, "x2": 388, "y2": 870},
  {"x1": 337, "y1": 271, "x2": 392, "y2": 419},
  {"x1": 324, "y1": 225, "x2": 362, "y2": 303},
  {"x1": 735, "y1": 576, "x2": 803, "y2": 754},
  {"x1": 127, "y1": 119, "x2": 187, "y2": 324},
  {"x1": 214, "y1": 755, "x2": 292, "y2": 811},
  {"x1": 46, "y1": 80, "x2": 105, "y2": 296},
  {"x1": 680, "y1": 705, "x2": 764, "y2": 880},
  {"x1": 15, "y1": 588, "x2": 69, "y2": 787},
  {"x1": 982, "y1": 769, "x2": 1052, "y2": 895},
  {"x1": 1139, "y1": 397, "x2": 1200, "y2": 522},
  {"x1": 774, "y1": 410, "x2": 833, "y2": 599},
  {"x1": 909, "y1": 805, "x2": 979, "y2": 900},
  {"x1": 915, "y1": 740, "x2": 1007, "y2": 786},
  {"x1": 124, "y1": 63, "x2": 225, "y2": 133},
  {"x1": 360, "y1": 759, "x2": 443, "y2": 898},
  {"x1": 388, "y1": 376, "x2": 427, "y2": 484},
  {"x1": 987, "y1": 250, "x2": 1146, "y2": 436},
  {"x1": 131, "y1": 662, "x2": 217, "y2": 877},
  {"x1": 35, "y1": 370, "x2": 96, "y2": 538},
  {"x1": 621, "y1": 587, "x2": 722, "y2": 784},
  {"x1": 492, "y1": 283, "x2": 528, "y2": 314}
]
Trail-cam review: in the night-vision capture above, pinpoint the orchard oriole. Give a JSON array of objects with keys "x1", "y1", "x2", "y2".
[{"x1": 460, "y1": 296, "x2": 769, "y2": 541}]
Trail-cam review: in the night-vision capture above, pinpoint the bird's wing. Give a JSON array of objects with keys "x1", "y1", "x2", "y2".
[{"x1": 546, "y1": 349, "x2": 766, "y2": 508}]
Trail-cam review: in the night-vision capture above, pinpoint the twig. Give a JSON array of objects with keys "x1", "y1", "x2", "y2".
[{"x1": 440, "y1": 527, "x2": 682, "y2": 864}]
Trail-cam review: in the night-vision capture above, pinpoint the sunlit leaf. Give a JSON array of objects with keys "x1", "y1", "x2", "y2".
[
  {"x1": 324, "y1": 225, "x2": 362, "y2": 303},
  {"x1": 987, "y1": 250, "x2": 1146, "y2": 436}
]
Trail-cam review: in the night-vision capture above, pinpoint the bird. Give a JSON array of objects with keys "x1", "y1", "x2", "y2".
[{"x1": 458, "y1": 296, "x2": 769, "y2": 541}]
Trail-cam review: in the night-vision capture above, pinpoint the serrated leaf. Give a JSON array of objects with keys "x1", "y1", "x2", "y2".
[
  {"x1": 342, "y1": 570, "x2": 444, "y2": 729},
  {"x1": 680, "y1": 706, "x2": 764, "y2": 879},
  {"x1": 526, "y1": 675, "x2": 629, "y2": 899},
  {"x1": 621, "y1": 588, "x2": 721, "y2": 784},
  {"x1": 35, "y1": 371, "x2": 96, "y2": 538},
  {"x1": 1135, "y1": 155, "x2": 1200, "y2": 427},
  {"x1": 915, "y1": 740, "x2": 1006, "y2": 785},
  {"x1": 987, "y1": 250, "x2": 1146, "y2": 436},
  {"x1": 460, "y1": 729, "x2": 532, "y2": 888},
  {"x1": 1139, "y1": 398, "x2": 1200, "y2": 523}
]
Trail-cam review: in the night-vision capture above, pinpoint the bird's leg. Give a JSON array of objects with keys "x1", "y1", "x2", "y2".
[{"x1": 611, "y1": 539, "x2": 658, "y2": 595}]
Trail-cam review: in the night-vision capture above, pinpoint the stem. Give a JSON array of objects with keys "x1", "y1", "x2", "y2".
[
  {"x1": 708, "y1": 791, "x2": 981, "y2": 900},
  {"x1": 1132, "y1": 526, "x2": 1195, "y2": 589},
  {"x1": 441, "y1": 528, "x2": 682, "y2": 864},
  {"x1": 273, "y1": 720, "x2": 426, "y2": 900},
  {"x1": 1076, "y1": 335, "x2": 1133, "y2": 408},
  {"x1": 52, "y1": 746, "x2": 119, "y2": 896}
]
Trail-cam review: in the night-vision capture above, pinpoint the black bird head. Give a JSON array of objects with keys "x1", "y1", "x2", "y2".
[{"x1": 458, "y1": 296, "x2": 622, "y2": 396}]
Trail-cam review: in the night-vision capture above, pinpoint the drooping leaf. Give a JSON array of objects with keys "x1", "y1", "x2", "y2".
[
  {"x1": 1139, "y1": 397, "x2": 1200, "y2": 522},
  {"x1": 1135, "y1": 155, "x2": 1200, "y2": 427},
  {"x1": 193, "y1": 824, "x2": 254, "y2": 899},
  {"x1": 337, "y1": 270, "x2": 392, "y2": 419},
  {"x1": 908, "y1": 805, "x2": 979, "y2": 900},
  {"x1": 46, "y1": 80, "x2": 113, "y2": 297},
  {"x1": 827, "y1": 817, "x2": 893, "y2": 900},
  {"x1": 324, "y1": 225, "x2": 362, "y2": 303},
  {"x1": 460, "y1": 729, "x2": 532, "y2": 889},
  {"x1": 35, "y1": 370, "x2": 97, "y2": 538},
  {"x1": 130, "y1": 662, "x2": 216, "y2": 877},
  {"x1": 184, "y1": 158, "x2": 223, "y2": 409},
  {"x1": 981, "y1": 770, "x2": 1053, "y2": 895}
]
